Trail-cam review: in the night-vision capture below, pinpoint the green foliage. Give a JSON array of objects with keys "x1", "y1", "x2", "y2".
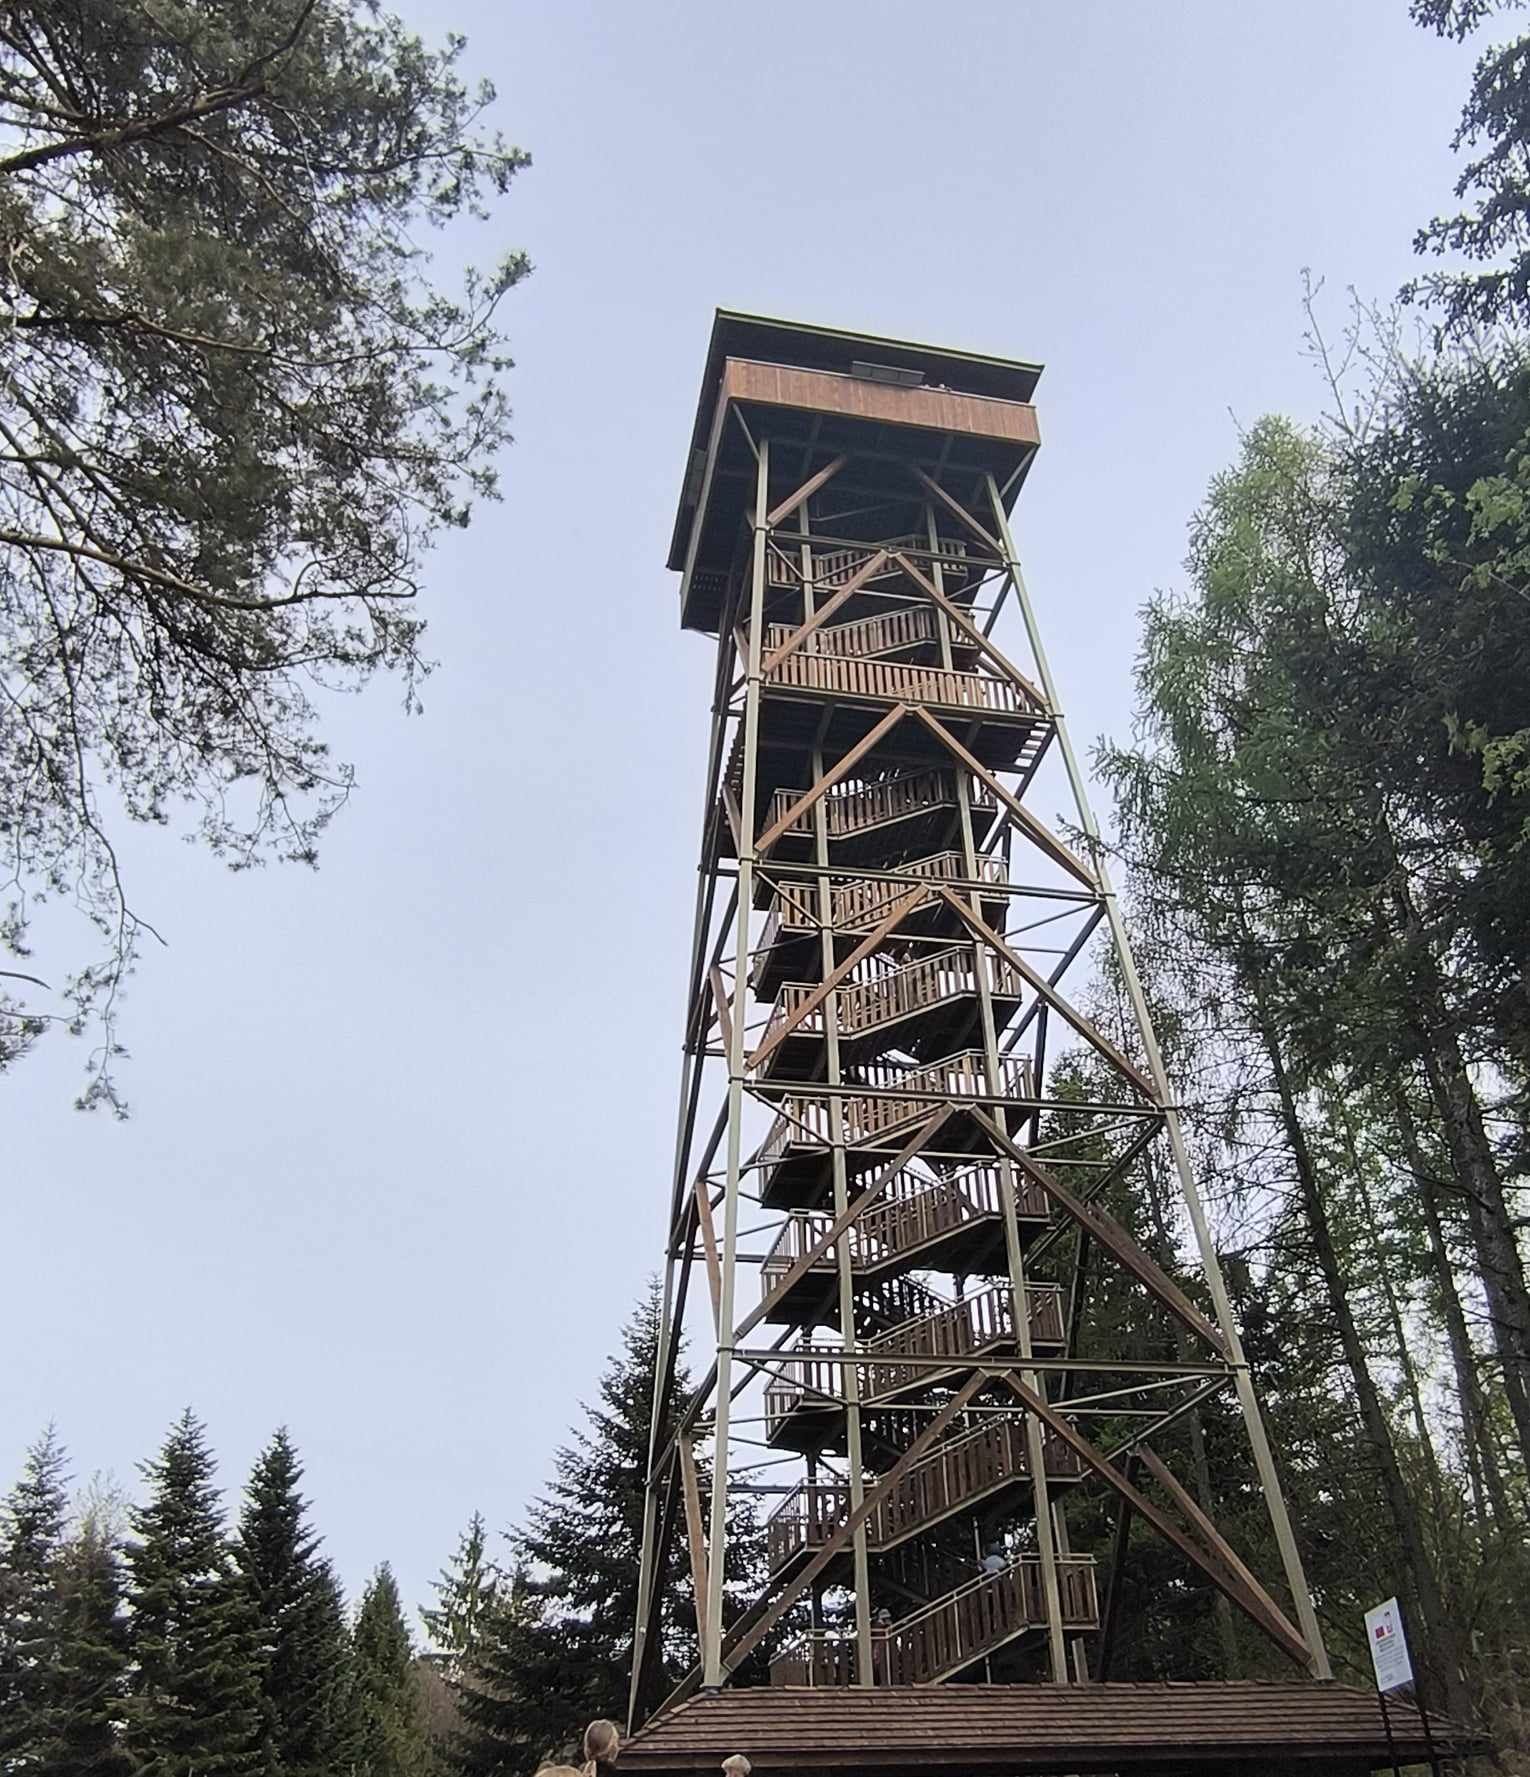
[
  {"x1": 34, "y1": 1508, "x2": 133, "y2": 1777},
  {"x1": 352, "y1": 1564, "x2": 433, "y2": 1777},
  {"x1": 236, "y1": 1428, "x2": 357, "y2": 1777},
  {"x1": 422, "y1": 1511, "x2": 499, "y2": 1674},
  {"x1": 0, "y1": 1427, "x2": 71, "y2": 1762},
  {"x1": 450, "y1": 1282, "x2": 762, "y2": 1770},
  {"x1": 0, "y1": 0, "x2": 529, "y2": 1107},
  {"x1": 123, "y1": 1410, "x2": 263, "y2": 1777},
  {"x1": 1409, "y1": 0, "x2": 1530, "y2": 331}
]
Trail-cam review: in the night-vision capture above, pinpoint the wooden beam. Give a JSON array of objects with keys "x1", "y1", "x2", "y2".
[
  {"x1": 747, "y1": 884, "x2": 930, "y2": 1072},
  {"x1": 996, "y1": 1372, "x2": 1311, "y2": 1669},
  {"x1": 707, "y1": 964, "x2": 733, "y2": 1059},
  {"x1": 912, "y1": 466, "x2": 1006, "y2": 556},
  {"x1": 909, "y1": 705, "x2": 1097, "y2": 889},
  {"x1": 891, "y1": 551, "x2": 1048, "y2": 711},
  {"x1": 753, "y1": 704, "x2": 909, "y2": 857},
  {"x1": 693, "y1": 1174, "x2": 722, "y2": 1331},
  {"x1": 758, "y1": 548, "x2": 890, "y2": 678},
  {"x1": 936, "y1": 885, "x2": 1157, "y2": 1100},
  {"x1": 678, "y1": 1437, "x2": 710, "y2": 1657},
  {"x1": 731, "y1": 1106, "x2": 956, "y2": 1347},
  {"x1": 720, "y1": 782, "x2": 744, "y2": 856},
  {"x1": 1135, "y1": 1444, "x2": 1306, "y2": 1653},
  {"x1": 971, "y1": 1107, "x2": 1226, "y2": 1356},
  {"x1": 765, "y1": 454, "x2": 847, "y2": 529}
]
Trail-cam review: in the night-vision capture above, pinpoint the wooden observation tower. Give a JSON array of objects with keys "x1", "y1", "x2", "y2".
[{"x1": 628, "y1": 312, "x2": 1333, "y2": 1724}]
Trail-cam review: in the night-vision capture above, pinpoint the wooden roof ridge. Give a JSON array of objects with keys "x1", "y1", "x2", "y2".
[{"x1": 621, "y1": 1679, "x2": 1487, "y2": 1774}]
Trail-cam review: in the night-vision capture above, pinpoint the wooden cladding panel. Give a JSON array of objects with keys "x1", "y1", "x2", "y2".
[{"x1": 724, "y1": 358, "x2": 1041, "y2": 447}]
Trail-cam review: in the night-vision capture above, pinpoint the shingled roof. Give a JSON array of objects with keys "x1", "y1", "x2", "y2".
[{"x1": 620, "y1": 1681, "x2": 1483, "y2": 1776}]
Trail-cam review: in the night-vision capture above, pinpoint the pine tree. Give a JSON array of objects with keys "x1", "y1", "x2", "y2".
[
  {"x1": 352, "y1": 1564, "x2": 432, "y2": 1777},
  {"x1": 235, "y1": 1428, "x2": 356, "y2": 1777},
  {"x1": 0, "y1": 1427, "x2": 70, "y2": 1766},
  {"x1": 35, "y1": 1507, "x2": 132, "y2": 1777},
  {"x1": 123, "y1": 1411, "x2": 262, "y2": 1777}
]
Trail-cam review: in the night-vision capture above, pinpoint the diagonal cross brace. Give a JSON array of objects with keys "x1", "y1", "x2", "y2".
[
  {"x1": 759, "y1": 548, "x2": 890, "y2": 678},
  {"x1": 913, "y1": 466, "x2": 1006, "y2": 556},
  {"x1": 909, "y1": 705, "x2": 1097, "y2": 889},
  {"x1": 970, "y1": 1107, "x2": 1226, "y2": 1356},
  {"x1": 657, "y1": 1367, "x2": 993, "y2": 1715},
  {"x1": 891, "y1": 551, "x2": 1048, "y2": 711},
  {"x1": 765, "y1": 454, "x2": 847, "y2": 530},
  {"x1": 997, "y1": 1370, "x2": 1312, "y2": 1670},
  {"x1": 747, "y1": 883, "x2": 931, "y2": 1072},
  {"x1": 753, "y1": 703, "x2": 910, "y2": 858},
  {"x1": 731, "y1": 1106, "x2": 956, "y2": 1348},
  {"x1": 936, "y1": 884, "x2": 1157, "y2": 1100}
]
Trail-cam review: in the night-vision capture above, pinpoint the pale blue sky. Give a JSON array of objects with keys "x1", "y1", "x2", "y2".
[{"x1": 5, "y1": 1, "x2": 1479, "y2": 1624}]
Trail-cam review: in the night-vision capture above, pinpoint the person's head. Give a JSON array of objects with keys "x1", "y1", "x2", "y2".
[
  {"x1": 721, "y1": 1759, "x2": 752, "y2": 1777},
  {"x1": 582, "y1": 1719, "x2": 621, "y2": 1774},
  {"x1": 986, "y1": 1541, "x2": 1003, "y2": 1557}
]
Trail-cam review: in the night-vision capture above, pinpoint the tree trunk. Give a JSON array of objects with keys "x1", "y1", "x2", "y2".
[
  {"x1": 1390, "y1": 1083, "x2": 1511, "y2": 1532},
  {"x1": 1332, "y1": 1092, "x2": 1445, "y2": 1520},
  {"x1": 1245, "y1": 965, "x2": 1470, "y2": 1719}
]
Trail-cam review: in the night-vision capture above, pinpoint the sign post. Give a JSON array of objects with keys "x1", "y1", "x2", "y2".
[{"x1": 1364, "y1": 1596, "x2": 1439, "y2": 1777}]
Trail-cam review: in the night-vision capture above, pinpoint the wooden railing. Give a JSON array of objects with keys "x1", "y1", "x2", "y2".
[
  {"x1": 763, "y1": 606, "x2": 939, "y2": 664},
  {"x1": 758, "y1": 1050, "x2": 1036, "y2": 1167},
  {"x1": 759, "y1": 1161, "x2": 1048, "y2": 1296},
  {"x1": 768, "y1": 1555, "x2": 1098, "y2": 1686},
  {"x1": 760, "y1": 946, "x2": 1023, "y2": 1060},
  {"x1": 757, "y1": 851, "x2": 1005, "y2": 972},
  {"x1": 765, "y1": 534, "x2": 970, "y2": 592},
  {"x1": 861, "y1": 1282, "x2": 1066, "y2": 1400},
  {"x1": 766, "y1": 1419, "x2": 1086, "y2": 1573},
  {"x1": 766, "y1": 648, "x2": 1031, "y2": 717},
  {"x1": 764, "y1": 1283, "x2": 1065, "y2": 1437},
  {"x1": 766, "y1": 768, "x2": 995, "y2": 847}
]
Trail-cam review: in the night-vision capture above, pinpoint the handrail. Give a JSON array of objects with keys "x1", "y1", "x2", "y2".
[
  {"x1": 759, "y1": 1161, "x2": 1048, "y2": 1286},
  {"x1": 767, "y1": 1554, "x2": 1098, "y2": 1686},
  {"x1": 765, "y1": 1418, "x2": 1086, "y2": 1570},
  {"x1": 766, "y1": 768, "x2": 995, "y2": 845},
  {"x1": 763, "y1": 1283, "x2": 1066, "y2": 1435},
  {"x1": 759, "y1": 945, "x2": 1023, "y2": 1059},
  {"x1": 766, "y1": 647, "x2": 1031, "y2": 718},
  {"x1": 766, "y1": 534, "x2": 970, "y2": 592},
  {"x1": 764, "y1": 851, "x2": 1005, "y2": 941},
  {"x1": 762, "y1": 606, "x2": 943, "y2": 664},
  {"x1": 758, "y1": 1049, "x2": 1036, "y2": 1165}
]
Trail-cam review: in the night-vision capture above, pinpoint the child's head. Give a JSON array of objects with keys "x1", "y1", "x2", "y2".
[{"x1": 582, "y1": 1719, "x2": 621, "y2": 1772}]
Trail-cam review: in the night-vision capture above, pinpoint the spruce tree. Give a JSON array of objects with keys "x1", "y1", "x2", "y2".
[
  {"x1": 352, "y1": 1564, "x2": 432, "y2": 1777},
  {"x1": 123, "y1": 1411, "x2": 262, "y2": 1777},
  {"x1": 35, "y1": 1508, "x2": 132, "y2": 1777},
  {"x1": 423, "y1": 1513, "x2": 500, "y2": 1676},
  {"x1": 454, "y1": 1282, "x2": 762, "y2": 1769},
  {"x1": 0, "y1": 1427, "x2": 70, "y2": 1766},
  {"x1": 235, "y1": 1428, "x2": 356, "y2": 1777}
]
